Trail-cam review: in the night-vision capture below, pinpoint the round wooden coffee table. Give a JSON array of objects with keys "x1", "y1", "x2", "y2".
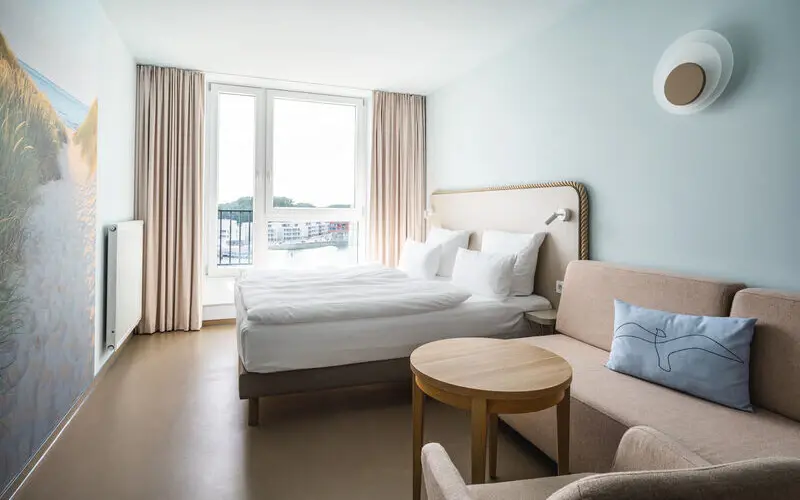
[{"x1": 410, "y1": 337, "x2": 572, "y2": 500}]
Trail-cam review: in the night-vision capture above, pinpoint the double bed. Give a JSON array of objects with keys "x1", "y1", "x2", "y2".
[
  {"x1": 238, "y1": 182, "x2": 589, "y2": 425},
  {"x1": 238, "y1": 284, "x2": 551, "y2": 374}
]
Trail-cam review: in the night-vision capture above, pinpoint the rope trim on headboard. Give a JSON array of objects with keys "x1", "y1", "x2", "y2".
[{"x1": 431, "y1": 181, "x2": 590, "y2": 260}]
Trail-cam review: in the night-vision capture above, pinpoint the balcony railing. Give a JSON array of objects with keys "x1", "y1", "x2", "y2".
[{"x1": 217, "y1": 209, "x2": 253, "y2": 266}]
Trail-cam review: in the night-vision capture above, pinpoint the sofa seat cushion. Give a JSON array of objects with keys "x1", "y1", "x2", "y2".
[
  {"x1": 515, "y1": 334, "x2": 609, "y2": 374},
  {"x1": 513, "y1": 335, "x2": 800, "y2": 466},
  {"x1": 574, "y1": 366, "x2": 800, "y2": 464}
]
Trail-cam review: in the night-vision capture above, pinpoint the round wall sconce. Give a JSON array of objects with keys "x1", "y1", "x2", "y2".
[{"x1": 653, "y1": 30, "x2": 734, "y2": 114}]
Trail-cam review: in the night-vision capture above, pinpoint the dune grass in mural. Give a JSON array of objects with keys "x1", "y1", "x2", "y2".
[
  {"x1": 0, "y1": 33, "x2": 66, "y2": 379},
  {"x1": 73, "y1": 100, "x2": 98, "y2": 176},
  {"x1": 0, "y1": 29, "x2": 97, "y2": 491}
]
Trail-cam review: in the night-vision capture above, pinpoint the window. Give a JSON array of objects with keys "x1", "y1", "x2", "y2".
[
  {"x1": 214, "y1": 91, "x2": 257, "y2": 267},
  {"x1": 206, "y1": 85, "x2": 366, "y2": 275},
  {"x1": 271, "y1": 97, "x2": 356, "y2": 209}
]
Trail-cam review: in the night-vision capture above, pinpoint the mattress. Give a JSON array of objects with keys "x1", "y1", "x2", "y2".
[{"x1": 237, "y1": 291, "x2": 551, "y2": 374}]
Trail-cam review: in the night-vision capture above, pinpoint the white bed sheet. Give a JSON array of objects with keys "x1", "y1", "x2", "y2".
[
  {"x1": 237, "y1": 291, "x2": 551, "y2": 374},
  {"x1": 238, "y1": 265, "x2": 471, "y2": 325}
]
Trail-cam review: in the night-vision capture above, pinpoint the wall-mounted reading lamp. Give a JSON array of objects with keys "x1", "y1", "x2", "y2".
[
  {"x1": 545, "y1": 208, "x2": 571, "y2": 225},
  {"x1": 425, "y1": 209, "x2": 440, "y2": 228}
]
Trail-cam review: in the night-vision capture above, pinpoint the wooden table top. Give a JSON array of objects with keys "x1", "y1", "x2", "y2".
[{"x1": 410, "y1": 338, "x2": 572, "y2": 401}]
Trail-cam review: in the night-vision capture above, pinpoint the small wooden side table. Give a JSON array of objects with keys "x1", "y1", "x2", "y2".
[
  {"x1": 410, "y1": 338, "x2": 573, "y2": 500},
  {"x1": 525, "y1": 309, "x2": 558, "y2": 335}
]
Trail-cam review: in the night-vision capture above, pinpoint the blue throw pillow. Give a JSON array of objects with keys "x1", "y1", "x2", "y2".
[{"x1": 607, "y1": 300, "x2": 756, "y2": 411}]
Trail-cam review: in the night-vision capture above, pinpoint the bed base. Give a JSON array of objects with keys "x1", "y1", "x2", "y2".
[{"x1": 239, "y1": 358, "x2": 412, "y2": 426}]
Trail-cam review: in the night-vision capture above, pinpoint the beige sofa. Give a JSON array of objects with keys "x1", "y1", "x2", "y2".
[
  {"x1": 422, "y1": 426, "x2": 800, "y2": 500},
  {"x1": 502, "y1": 261, "x2": 800, "y2": 472}
]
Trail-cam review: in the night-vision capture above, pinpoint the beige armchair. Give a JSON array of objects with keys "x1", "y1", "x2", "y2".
[{"x1": 422, "y1": 426, "x2": 800, "y2": 500}]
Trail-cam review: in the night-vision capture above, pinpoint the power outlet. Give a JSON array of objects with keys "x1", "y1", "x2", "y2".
[{"x1": 555, "y1": 280, "x2": 564, "y2": 294}]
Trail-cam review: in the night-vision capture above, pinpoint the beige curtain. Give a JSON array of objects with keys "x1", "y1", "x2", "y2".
[
  {"x1": 135, "y1": 66, "x2": 204, "y2": 333},
  {"x1": 368, "y1": 91, "x2": 426, "y2": 266}
]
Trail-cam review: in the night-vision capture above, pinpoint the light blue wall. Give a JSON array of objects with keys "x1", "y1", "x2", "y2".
[{"x1": 428, "y1": 0, "x2": 800, "y2": 290}]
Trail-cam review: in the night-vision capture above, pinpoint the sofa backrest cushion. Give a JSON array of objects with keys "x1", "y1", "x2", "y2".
[
  {"x1": 556, "y1": 261, "x2": 744, "y2": 351},
  {"x1": 730, "y1": 288, "x2": 800, "y2": 422},
  {"x1": 549, "y1": 457, "x2": 800, "y2": 500}
]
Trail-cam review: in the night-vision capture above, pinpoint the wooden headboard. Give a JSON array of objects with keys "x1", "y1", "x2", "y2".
[{"x1": 429, "y1": 182, "x2": 589, "y2": 307}]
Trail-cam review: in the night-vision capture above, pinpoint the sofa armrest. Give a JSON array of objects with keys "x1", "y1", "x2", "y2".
[
  {"x1": 422, "y1": 443, "x2": 473, "y2": 500},
  {"x1": 611, "y1": 426, "x2": 711, "y2": 472}
]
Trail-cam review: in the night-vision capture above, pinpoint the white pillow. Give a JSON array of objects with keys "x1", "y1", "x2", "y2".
[
  {"x1": 398, "y1": 239, "x2": 442, "y2": 280},
  {"x1": 451, "y1": 248, "x2": 516, "y2": 298},
  {"x1": 481, "y1": 230, "x2": 546, "y2": 296},
  {"x1": 426, "y1": 227, "x2": 471, "y2": 277}
]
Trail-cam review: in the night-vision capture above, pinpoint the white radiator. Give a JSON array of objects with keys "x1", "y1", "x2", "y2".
[{"x1": 106, "y1": 220, "x2": 144, "y2": 348}]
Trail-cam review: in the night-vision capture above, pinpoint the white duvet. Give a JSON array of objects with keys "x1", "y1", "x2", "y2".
[{"x1": 237, "y1": 265, "x2": 471, "y2": 325}]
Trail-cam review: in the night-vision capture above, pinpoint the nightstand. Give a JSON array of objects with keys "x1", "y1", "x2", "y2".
[{"x1": 525, "y1": 309, "x2": 557, "y2": 335}]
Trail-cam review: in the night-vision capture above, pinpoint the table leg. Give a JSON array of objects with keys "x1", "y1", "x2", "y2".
[
  {"x1": 557, "y1": 387, "x2": 571, "y2": 475},
  {"x1": 488, "y1": 413, "x2": 499, "y2": 480},
  {"x1": 412, "y1": 377, "x2": 425, "y2": 500},
  {"x1": 471, "y1": 398, "x2": 488, "y2": 484}
]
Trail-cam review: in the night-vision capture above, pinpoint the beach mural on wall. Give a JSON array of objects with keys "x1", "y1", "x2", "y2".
[{"x1": 0, "y1": 30, "x2": 97, "y2": 491}]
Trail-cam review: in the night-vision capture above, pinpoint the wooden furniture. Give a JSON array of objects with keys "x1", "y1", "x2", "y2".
[
  {"x1": 410, "y1": 338, "x2": 573, "y2": 500},
  {"x1": 525, "y1": 309, "x2": 558, "y2": 335}
]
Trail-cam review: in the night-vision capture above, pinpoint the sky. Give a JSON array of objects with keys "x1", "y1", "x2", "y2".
[
  {"x1": 0, "y1": 0, "x2": 101, "y2": 105},
  {"x1": 217, "y1": 94, "x2": 357, "y2": 207}
]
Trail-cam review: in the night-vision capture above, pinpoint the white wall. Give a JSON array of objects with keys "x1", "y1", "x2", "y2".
[
  {"x1": 95, "y1": 8, "x2": 137, "y2": 373},
  {"x1": 428, "y1": 0, "x2": 800, "y2": 290}
]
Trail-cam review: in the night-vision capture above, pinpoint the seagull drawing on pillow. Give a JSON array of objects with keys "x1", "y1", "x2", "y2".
[{"x1": 613, "y1": 322, "x2": 744, "y2": 372}]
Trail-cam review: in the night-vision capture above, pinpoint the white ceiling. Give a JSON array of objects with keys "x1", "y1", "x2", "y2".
[{"x1": 100, "y1": 0, "x2": 578, "y2": 95}]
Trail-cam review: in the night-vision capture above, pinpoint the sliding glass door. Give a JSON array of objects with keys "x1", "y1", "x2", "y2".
[{"x1": 206, "y1": 84, "x2": 366, "y2": 275}]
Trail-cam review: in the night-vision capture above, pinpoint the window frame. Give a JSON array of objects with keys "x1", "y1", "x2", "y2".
[{"x1": 205, "y1": 84, "x2": 368, "y2": 276}]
